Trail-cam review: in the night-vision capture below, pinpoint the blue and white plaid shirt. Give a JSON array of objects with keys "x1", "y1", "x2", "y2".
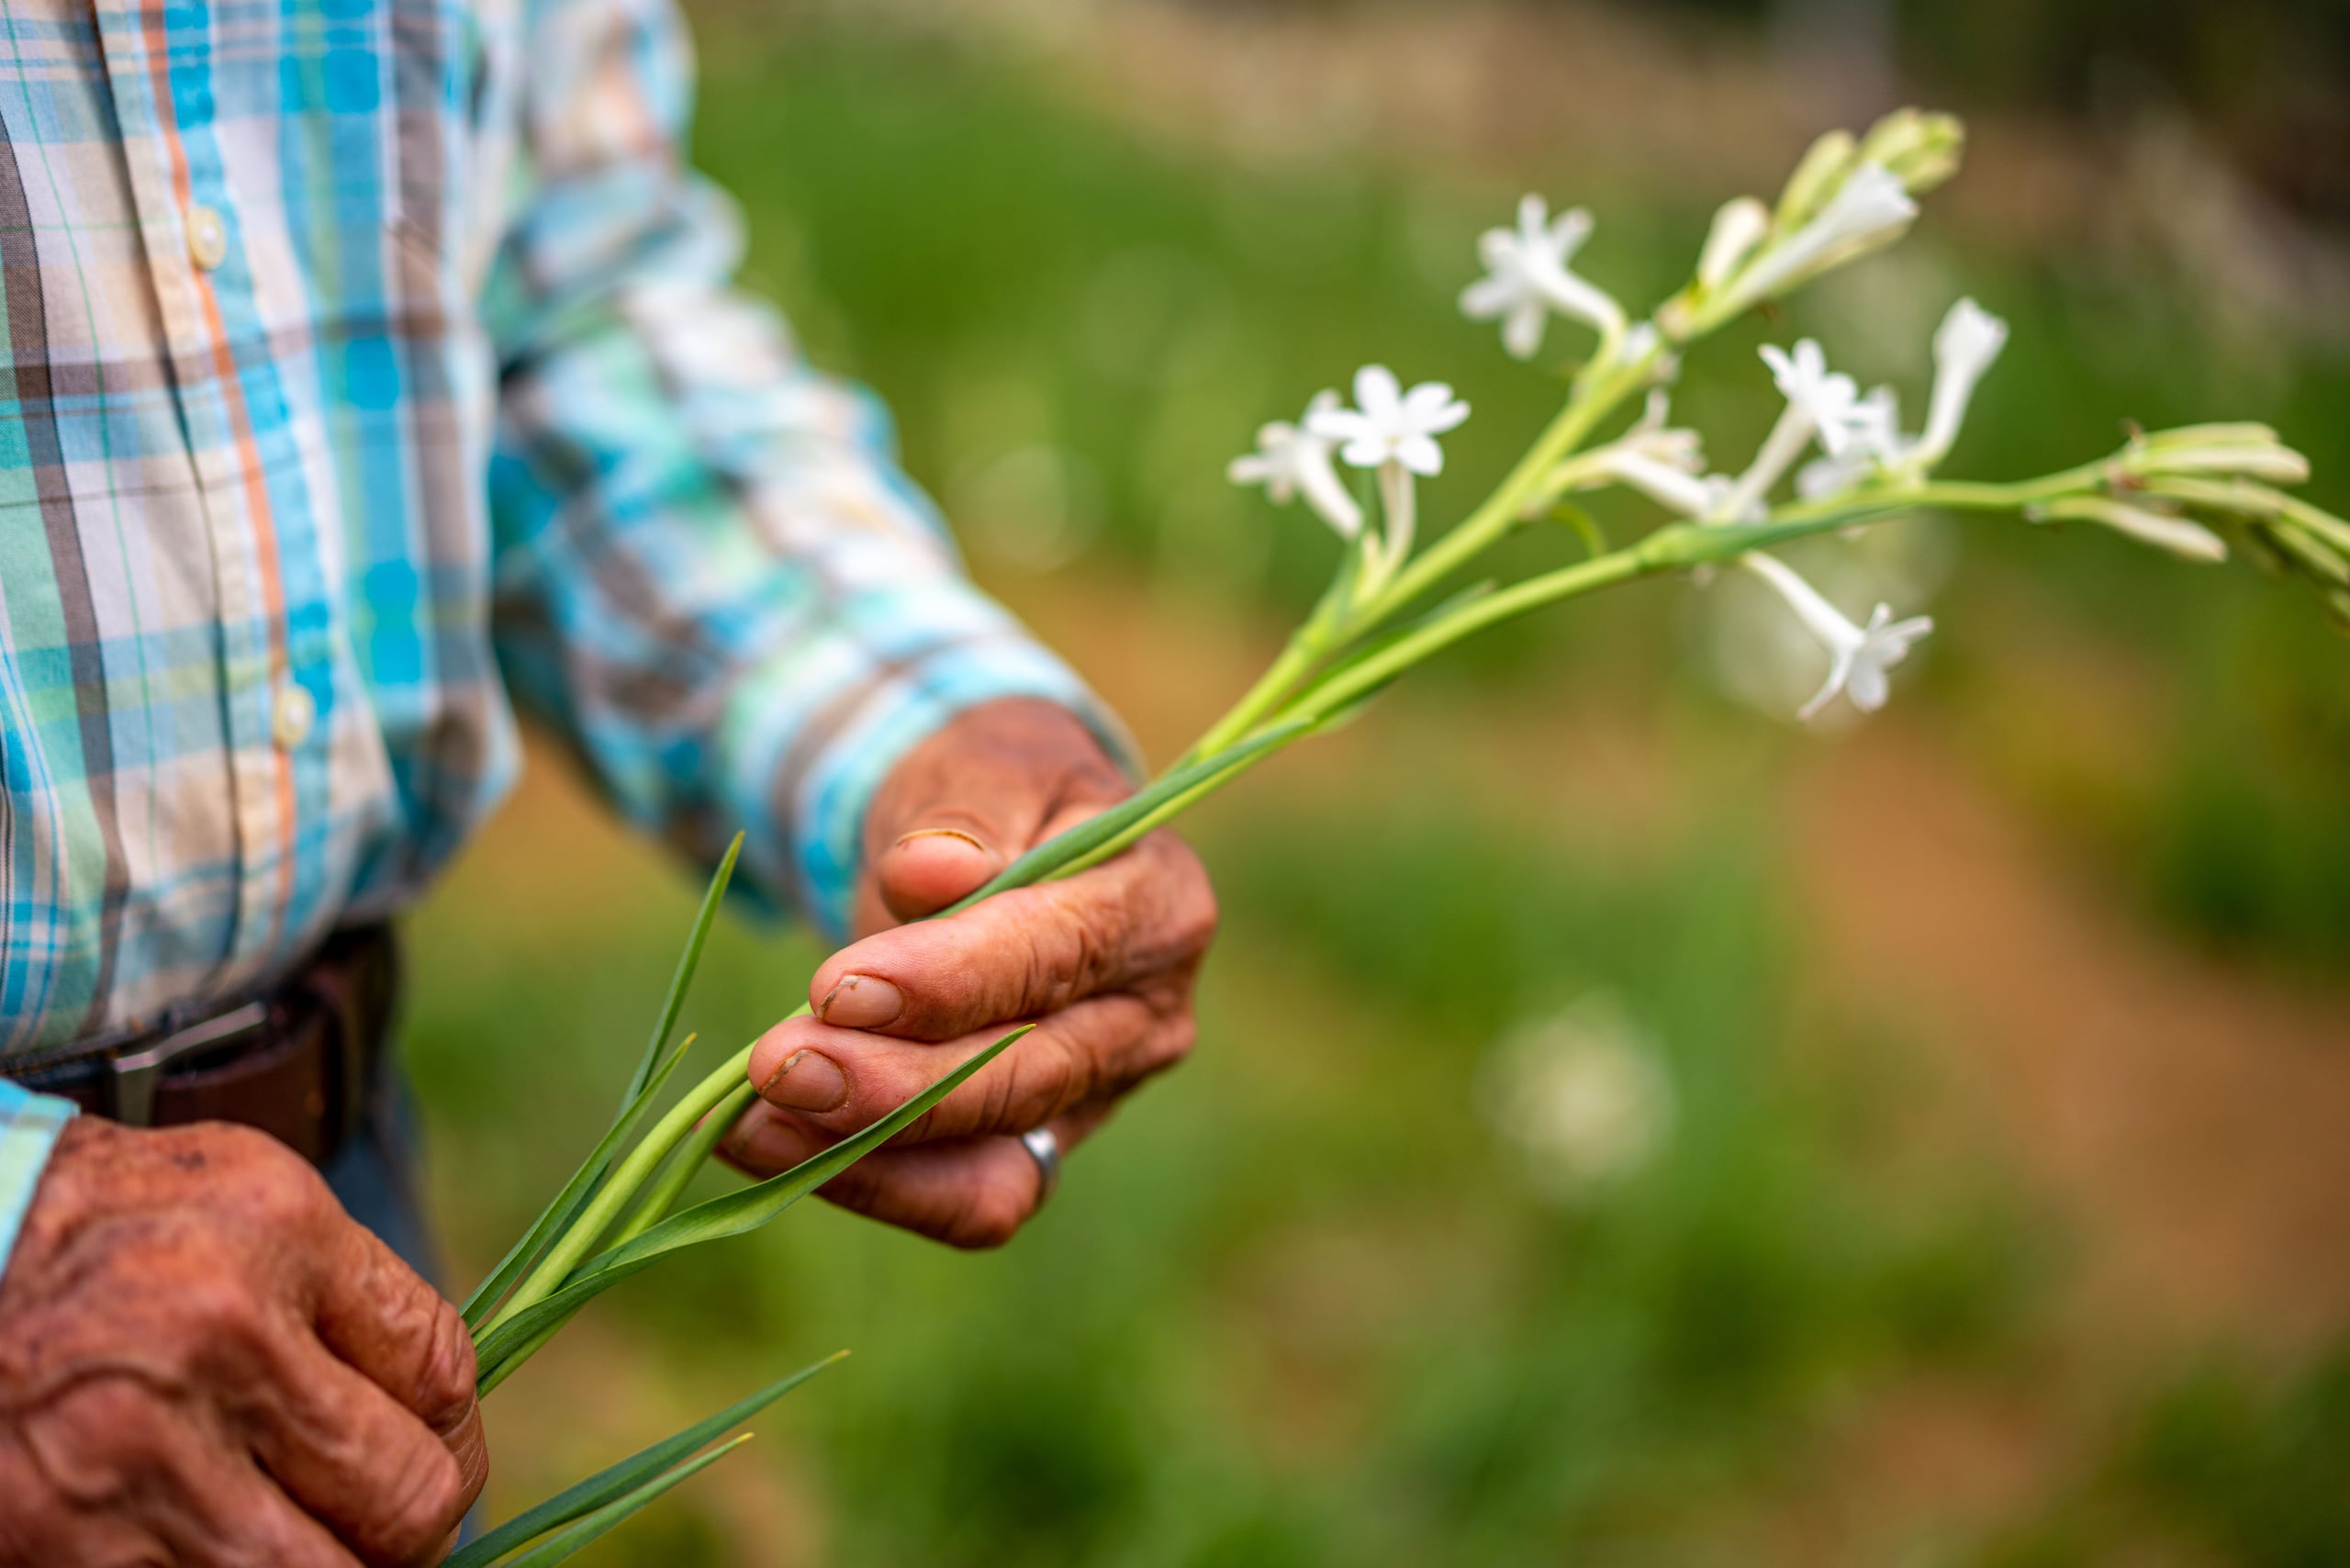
[{"x1": 0, "y1": 0, "x2": 1102, "y2": 1271}]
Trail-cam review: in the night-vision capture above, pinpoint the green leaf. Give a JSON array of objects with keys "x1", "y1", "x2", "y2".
[
  {"x1": 610, "y1": 1081, "x2": 761, "y2": 1249},
  {"x1": 473, "y1": 1025, "x2": 1034, "y2": 1383},
  {"x1": 940, "y1": 721, "x2": 1318, "y2": 919},
  {"x1": 623, "y1": 833, "x2": 744, "y2": 1105},
  {"x1": 461, "y1": 1028, "x2": 701, "y2": 1330},
  {"x1": 447, "y1": 1354, "x2": 842, "y2": 1568},
  {"x1": 1310, "y1": 579, "x2": 1498, "y2": 695},
  {"x1": 463, "y1": 835, "x2": 742, "y2": 1327},
  {"x1": 478, "y1": 1434, "x2": 754, "y2": 1568}
]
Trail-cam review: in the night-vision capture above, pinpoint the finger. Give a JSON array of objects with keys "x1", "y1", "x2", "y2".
[
  {"x1": 6, "y1": 1381, "x2": 334, "y2": 1568},
  {"x1": 718, "y1": 1103, "x2": 1110, "y2": 1249},
  {"x1": 154, "y1": 1461, "x2": 364, "y2": 1568},
  {"x1": 72, "y1": 1390, "x2": 363, "y2": 1568},
  {"x1": 810, "y1": 830, "x2": 1215, "y2": 1042},
  {"x1": 856, "y1": 700, "x2": 1130, "y2": 929},
  {"x1": 746, "y1": 992, "x2": 1192, "y2": 1144},
  {"x1": 245, "y1": 1325, "x2": 475, "y2": 1568},
  {"x1": 307, "y1": 1220, "x2": 487, "y2": 1506}
]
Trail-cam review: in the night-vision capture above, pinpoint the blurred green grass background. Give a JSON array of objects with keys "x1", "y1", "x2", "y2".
[{"x1": 405, "y1": 5, "x2": 2350, "y2": 1562}]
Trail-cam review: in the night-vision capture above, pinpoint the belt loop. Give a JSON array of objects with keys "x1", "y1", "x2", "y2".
[{"x1": 295, "y1": 926, "x2": 397, "y2": 1162}]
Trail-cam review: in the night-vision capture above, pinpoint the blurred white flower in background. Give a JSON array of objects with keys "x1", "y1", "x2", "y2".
[
  {"x1": 1731, "y1": 162, "x2": 1919, "y2": 304},
  {"x1": 1479, "y1": 996, "x2": 1675, "y2": 1204},
  {"x1": 1759, "y1": 338, "x2": 1866, "y2": 456},
  {"x1": 1743, "y1": 550, "x2": 1933, "y2": 721},
  {"x1": 1227, "y1": 390, "x2": 1365, "y2": 540},
  {"x1": 1910, "y1": 297, "x2": 2011, "y2": 468},
  {"x1": 1309, "y1": 364, "x2": 1472, "y2": 476},
  {"x1": 1307, "y1": 365, "x2": 1472, "y2": 585},
  {"x1": 1695, "y1": 196, "x2": 1773, "y2": 290},
  {"x1": 1460, "y1": 195, "x2": 1628, "y2": 359}
]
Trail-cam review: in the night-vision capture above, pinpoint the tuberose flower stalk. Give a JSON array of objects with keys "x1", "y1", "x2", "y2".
[{"x1": 462, "y1": 106, "x2": 2350, "y2": 1560}]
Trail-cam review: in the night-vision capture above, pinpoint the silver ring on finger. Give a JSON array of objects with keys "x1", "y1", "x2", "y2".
[{"x1": 1020, "y1": 1126, "x2": 1062, "y2": 1209}]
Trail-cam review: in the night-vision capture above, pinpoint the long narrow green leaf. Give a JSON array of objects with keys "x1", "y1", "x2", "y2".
[
  {"x1": 1311, "y1": 579, "x2": 1497, "y2": 692},
  {"x1": 463, "y1": 836, "x2": 742, "y2": 1326},
  {"x1": 610, "y1": 1081, "x2": 760, "y2": 1249},
  {"x1": 487, "y1": 1434, "x2": 754, "y2": 1568},
  {"x1": 447, "y1": 1353, "x2": 843, "y2": 1568},
  {"x1": 941, "y1": 721, "x2": 1315, "y2": 919},
  {"x1": 461, "y1": 1029, "x2": 700, "y2": 1330},
  {"x1": 474, "y1": 1025, "x2": 1033, "y2": 1382},
  {"x1": 622, "y1": 833, "x2": 743, "y2": 1105}
]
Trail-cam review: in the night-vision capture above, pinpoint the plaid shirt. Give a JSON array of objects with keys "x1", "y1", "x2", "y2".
[{"x1": 0, "y1": 0, "x2": 1102, "y2": 1271}]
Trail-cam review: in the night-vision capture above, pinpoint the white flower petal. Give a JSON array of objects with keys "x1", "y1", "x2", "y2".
[
  {"x1": 1395, "y1": 434, "x2": 1446, "y2": 476},
  {"x1": 1461, "y1": 273, "x2": 1520, "y2": 320},
  {"x1": 1353, "y1": 364, "x2": 1404, "y2": 419},
  {"x1": 1844, "y1": 654, "x2": 1890, "y2": 712},
  {"x1": 1503, "y1": 300, "x2": 1547, "y2": 360}
]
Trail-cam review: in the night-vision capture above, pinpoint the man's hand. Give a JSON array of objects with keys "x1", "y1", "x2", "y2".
[
  {"x1": 0, "y1": 1118, "x2": 486, "y2": 1567},
  {"x1": 725, "y1": 698, "x2": 1216, "y2": 1248}
]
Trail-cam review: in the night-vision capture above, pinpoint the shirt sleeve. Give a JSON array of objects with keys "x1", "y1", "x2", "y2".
[
  {"x1": 0, "y1": 1080, "x2": 76, "y2": 1282},
  {"x1": 480, "y1": 0, "x2": 1122, "y2": 938}
]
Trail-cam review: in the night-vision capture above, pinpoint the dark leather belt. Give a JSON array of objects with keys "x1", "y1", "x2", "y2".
[{"x1": 11, "y1": 926, "x2": 399, "y2": 1167}]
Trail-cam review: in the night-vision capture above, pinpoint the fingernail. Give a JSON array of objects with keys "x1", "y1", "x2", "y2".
[
  {"x1": 816, "y1": 973, "x2": 904, "y2": 1029},
  {"x1": 760, "y1": 1049, "x2": 850, "y2": 1113},
  {"x1": 895, "y1": 827, "x2": 990, "y2": 855},
  {"x1": 726, "y1": 1115, "x2": 802, "y2": 1172}
]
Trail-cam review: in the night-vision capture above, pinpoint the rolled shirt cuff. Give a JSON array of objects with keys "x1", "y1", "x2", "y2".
[{"x1": 0, "y1": 1079, "x2": 77, "y2": 1282}]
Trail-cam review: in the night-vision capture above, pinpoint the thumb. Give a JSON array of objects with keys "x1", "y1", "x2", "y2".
[
  {"x1": 873, "y1": 824, "x2": 1008, "y2": 924},
  {"x1": 865, "y1": 700, "x2": 1127, "y2": 931},
  {"x1": 855, "y1": 700, "x2": 1127, "y2": 932}
]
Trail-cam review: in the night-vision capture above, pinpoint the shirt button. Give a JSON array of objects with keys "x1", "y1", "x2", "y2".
[
  {"x1": 186, "y1": 204, "x2": 229, "y2": 271},
  {"x1": 271, "y1": 681, "x2": 316, "y2": 750}
]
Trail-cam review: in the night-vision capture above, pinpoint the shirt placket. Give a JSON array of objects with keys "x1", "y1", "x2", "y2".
[{"x1": 90, "y1": 0, "x2": 300, "y2": 980}]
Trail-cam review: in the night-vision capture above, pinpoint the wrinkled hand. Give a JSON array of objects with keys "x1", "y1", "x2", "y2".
[
  {"x1": 724, "y1": 698, "x2": 1216, "y2": 1248},
  {"x1": 0, "y1": 1118, "x2": 486, "y2": 1567}
]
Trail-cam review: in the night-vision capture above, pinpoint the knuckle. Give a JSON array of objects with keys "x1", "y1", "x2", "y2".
[
  {"x1": 1042, "y1": 1024, "x2": 1104, "y2": 1110},
  {"x1": 172, "y1": 1273, "x2": 268, "y2": 1357},
  {"x1": 941, "y1": 1186, "x2": 1025, "y2": 1251},
  {"x1": 385, "y1": 1289, "x2": 478, "y2": 1433},
  {"x1": 23, "y1": 1378, "x2": 173, "y2": 1505},
  {"x1": 1155, "y1": 1013, "x2": 1199, "y2": 1068},
  {"x1": 413, "y1": 1298, "x2": 479, "y2": 1429},
  {"x1": 374, "y1": 1439, "x2": 465, "y2": 1562}
]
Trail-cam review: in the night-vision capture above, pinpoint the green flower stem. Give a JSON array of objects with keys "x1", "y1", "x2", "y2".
[
  {"x1": 1280, "y1": 547, "x2": 1655, "y2": 730},
  {"x1": 486, "y1": 1038, "x2": 766, "y2": 1336},
  {"x1": 612, "y1": 1081, "x2": 762, "y2": 1249},
  {"x1": 1192, "y1": 350, "x2": 1662, "y2": 765},
  {"x1": 478, "y1": 449, "x2": 2121, "y2": 1368},
  {"x1": 1358, "y1": 350, "x2": 1659, "y2": 633},
  {"x1": 1185, "y1": 632, "x2": 1326, "y2": 763}
]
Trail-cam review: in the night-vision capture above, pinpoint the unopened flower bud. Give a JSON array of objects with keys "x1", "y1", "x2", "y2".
[
  {"x1": 1696, "y1": 196, "x2": 1772, "y2": 289},
  {"x1": 1856, "y1": 108, "x2": 1964, "y2": 196},
  {"x1": 2126, "y1": 427, "x2": 2312, "y2": 486},
  {"x1": 2037, "y1": 496, "x2": 2228, "y2": 564},
  {"x1": 1773, "y1": 129, "x2": 1857, "y2": 234}
]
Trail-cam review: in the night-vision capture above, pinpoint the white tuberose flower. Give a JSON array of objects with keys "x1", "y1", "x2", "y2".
[
  {"x1": 1729, "y1": 162, "x2": 1919, "y2": 306},
  {"x1": 1760, "y1": 339, "x2": 1864, "y2": 455},
  {"x1": 1713, "y1": 338, "x2": 1867, "y2": 521},
  {"x1": 1796, "y1": 385, "x2": 1904, "y2": 499},
  {"x1": 1308, "y1": 365, "x2": 1471, "y2": 476},
  {"x1": 1227, "y1": 391, "x2": 1365, "y2": 540},
  {"x1": 1911, "y1": 297, "x2": 2009, "y2": 467},
  {"x1": 1460, "y1": 196, "x2": 1628, "y2": 360},
  {"x1": 1743, "y1": 551, "x2": 1933, "y2": 721}
]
